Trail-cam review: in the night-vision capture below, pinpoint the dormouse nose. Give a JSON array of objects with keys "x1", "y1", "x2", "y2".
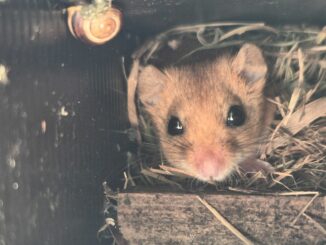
[{"x1": 193, "y1": 148, "x2": 227, "y2": 181}]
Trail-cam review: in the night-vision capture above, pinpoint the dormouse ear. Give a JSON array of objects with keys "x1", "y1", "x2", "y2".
[
  {"x1": 232, "y1": 44, "x2": 267, "y2": 92},
  {"x1": 137, "y1": 65, "x2": 166, "y2": 107}
]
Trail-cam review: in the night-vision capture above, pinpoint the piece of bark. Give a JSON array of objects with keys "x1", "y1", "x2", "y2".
[{"x1": 118, "y1": 192, "x2": 326, "y2": 245}]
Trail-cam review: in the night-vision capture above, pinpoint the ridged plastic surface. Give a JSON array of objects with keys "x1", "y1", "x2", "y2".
[{"x1": 0, "y1": 1, "x2": 129, "y2": 245}]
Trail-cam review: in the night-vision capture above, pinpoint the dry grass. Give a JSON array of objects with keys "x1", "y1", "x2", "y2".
[{"x1": 196, "y1": 196, "x2": 254, "y2": 245}]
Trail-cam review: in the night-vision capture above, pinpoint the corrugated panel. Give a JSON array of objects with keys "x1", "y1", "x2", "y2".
[{"x1": 0, "y1": 2, "x2": 130, "y2": 245}]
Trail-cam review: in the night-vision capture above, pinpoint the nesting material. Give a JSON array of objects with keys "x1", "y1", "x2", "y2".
[
  {"x1": 99, "y1": 23, "x2": 326, "y2": 243},
  {"x1": 126, "y1": 22, "x2": 326, "y2": 192}
]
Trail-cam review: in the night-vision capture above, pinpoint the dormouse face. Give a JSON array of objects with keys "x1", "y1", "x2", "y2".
[{"x1": 138, "y1": 44, "x2": 271, "y2": 182}]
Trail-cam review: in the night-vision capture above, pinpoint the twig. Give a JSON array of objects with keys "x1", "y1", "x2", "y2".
[
  {"x1": 290, "y1": 192, "x2": 319, "y2": 226},
  {"x1": 196, "y1": 196, "x2": 254, "y2": 245}
]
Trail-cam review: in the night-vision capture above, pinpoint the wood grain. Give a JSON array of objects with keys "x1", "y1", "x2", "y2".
[{"x1": 118, "y1": 192, "x2": 326, "y2": 244}]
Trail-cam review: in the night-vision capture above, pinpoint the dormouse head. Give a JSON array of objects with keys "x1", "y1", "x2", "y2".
[{"x1": 137, "y1": 43, "x2": 270, "y2": 182}]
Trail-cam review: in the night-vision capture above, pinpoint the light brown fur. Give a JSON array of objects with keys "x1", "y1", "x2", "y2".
[{"x1": 137, "y1": 44, "x2": 275, "y2": 181}]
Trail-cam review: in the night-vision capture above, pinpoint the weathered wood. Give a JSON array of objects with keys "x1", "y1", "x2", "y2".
[{"x1": 118, "y1": 192, "x2": 326, "y2": 244}]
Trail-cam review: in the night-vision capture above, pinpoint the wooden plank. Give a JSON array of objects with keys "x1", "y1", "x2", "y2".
[{"x1": 118, "y1": 192, "x2": 326, "y2": 244}]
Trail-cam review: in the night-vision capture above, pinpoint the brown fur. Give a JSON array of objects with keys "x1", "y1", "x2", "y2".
[{"x1": 137, "y1": 44, "x2": 275, "y2": 181}]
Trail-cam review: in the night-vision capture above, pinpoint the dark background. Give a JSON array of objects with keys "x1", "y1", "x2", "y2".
[{"x1": 0, "y1": 0, "x2": 325, "y2": 244}]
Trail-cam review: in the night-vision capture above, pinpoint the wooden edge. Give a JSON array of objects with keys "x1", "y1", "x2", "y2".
[{"x1": 117, "y1": 191, "x2": 326, "y2": 244}]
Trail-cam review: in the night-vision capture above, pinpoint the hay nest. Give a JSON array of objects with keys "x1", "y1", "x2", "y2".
[
  {"x1": 98, "y1": 22, "x2": 326, "y2": 242},
  {"x1": 124, "y1": 22, "x2": 326, "y2": 193}
]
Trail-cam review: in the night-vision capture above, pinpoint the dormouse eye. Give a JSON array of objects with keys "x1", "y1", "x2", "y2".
[
  {"x1": 226, "y1": 105, "x2": 246, "y2": 127},
  {"x1": 167, "y1": 116, "x2": 184, "y2": 136}
]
